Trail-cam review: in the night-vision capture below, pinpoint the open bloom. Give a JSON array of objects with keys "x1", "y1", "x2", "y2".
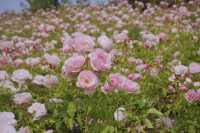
[
  {"x1": 72, "y1": 33, "x2": 94, "y2": 53},
  {"x1": 43, "y1": 75, "x2": 59, "y2": 88},
  {"x1": 27, "y1": 102, "x2": 47, "y2": 120},
  {"x1": 108, "y1": 73, "x2": 140, "y2": 93},
  {"x1": 62, "y1": 55, "x2": 86, "y2": 77},
  {"x1": 61, "y1": 34, "x2": 73, "y2": 53},
  {"x1": 25, "y1": 57, "x2": 40, "y2": 67},
  {"x1": 0, "y1": 125, "x2": 16, "y2": 133},
  {"x1": 89, "y1": 48, "x2": 112, "y2": 71},
  {"x1": 44, "y1": 54, "x2": 60, "y2": 67},
  {"x1": 185, "y1": 89, "x2": 200, "y2": 103},
  {"x1": 13, "y1": 92, "x2": 32, "y2": 105},
  {"x1": 11, "y1": 69, "x2": 32, "y2": 84},
  {"x1": 32, "y1": 75, "x2": 58, "y2": 88},
  {"x1": 173, "y1": 64, "x2": 188, "y2": 75},
  {"x1": 97, "y1": 35, "x2": 113, "y2": 51},
  {"x1": 76, "y1": 70, "x2": 99, "y2": 94},
  {"x1": 0, "y1": 112, "x2": 16, "y2": 126},
  {"x1": 189, "y1": 62, "x2": 200, "y2": 74}
]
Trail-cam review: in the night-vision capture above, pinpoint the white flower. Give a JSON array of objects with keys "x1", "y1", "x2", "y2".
[
  {"x1": 114, "y1": 107, "x2": 127, "y2": 121},
  {"x1": 11, "y1": 69, "x2": 32, "y2": 84},
  {"x1": 27, "y1": 102, "x2": 47, "y2": 120},
  {"x1": 13, "y1": 92, "x2": 32, "y2": 105}
]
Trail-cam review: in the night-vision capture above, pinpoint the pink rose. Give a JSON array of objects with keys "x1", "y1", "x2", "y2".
[
  {"x1": 61, "y1": 34, "x2": 73, "y2": 53},
  {"x1": 89, "y1": 48, "x2": 112, "y2": 71},
  {"x1": 44, "y1": 54, "x2": 60, "y2": 67},
  {"x1": 13, "y1": 92, "x2": 32, "y2": 105},
  {"x1": 109, "y1": 73, "x2": 126, "y2": 89},
  {"x1": 97, "y1": 35, "x2": 113, "y2": 51},
  {"x1": 185, "y1": 89, "x2": 200, "y2": 103},
  {"x1": 189, "y1": 62, "x2": 200, "y2": 74},
  {"x1": 76, "y1": 70, "x2": 99, "y2": 94},
  {"x1": 72, "y1": 33, "x2": 94, "y2": 53},
  {"x1": 62, "y1": 55, "x2": 86, "y2": 77},
  {"x1": 122, "y1": 79, "x2": 140, "y2": 93},
  {"x1": 27, "y1": 102, "x2": 47, "y2": 120}
]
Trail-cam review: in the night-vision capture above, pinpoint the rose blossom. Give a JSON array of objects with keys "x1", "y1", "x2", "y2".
[
  {"x1": 44, "y1": 54, "x2": 60, "y2": 67},
  {"x1": 189, "y1": 62, "x2": 200, "y2": 74},
  {"x1": 89, "y1": 48, "x2": 112, "y2": 71},
  {"x1": 27, "y1": 102, "x2": 47, "y2": 120},
  {"x1": 76, "y1": 70, "x2": 99, "y2": 94},
  {"x1": 185, "y1": 89, "x2": 200, "y2": 103},
  {"x1": 72, "y1": 33, "x2": 95, "y2": 53},
  {"x1": 97, "y1": 35, "x2": 113, "y2": 51},
  {"x1": 0, "y1": 112, "x2": 16, "y2": 126},
  {"x1": 62, "y1": 55, "x2": 86, "y2": 77},
  {"x1": 173, "y1": 64, "x2": 188, "y2": 75},
  {"x1": 11, "y1": 69, "x2": 32, "y2": 84},
  {"x1": 13, "y1": 92, "x2": 32, "y2": 105}
]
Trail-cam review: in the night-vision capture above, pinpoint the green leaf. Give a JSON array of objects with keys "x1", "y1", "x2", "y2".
[
  {"x1": 101, "y1": 126, "x2": 115, "y2": 133},
  {"x1": 144, "y1": 119, "x2": 153, "y2": 128},
  {"x1": 67, "y1": 102, "x2": 76, "y2": 117},
  {"x1": 147, "y1": 108, "x2": 163, "y2": 116}
]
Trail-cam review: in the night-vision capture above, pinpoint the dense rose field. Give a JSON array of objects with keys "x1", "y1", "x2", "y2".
[{"x1": 0, "y1": 0, "x2": 200, "y2": 132}]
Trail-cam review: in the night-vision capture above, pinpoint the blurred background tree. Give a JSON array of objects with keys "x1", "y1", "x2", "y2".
[{"x1": 26, "y1": 0, "x2": 68, "y2": 11}]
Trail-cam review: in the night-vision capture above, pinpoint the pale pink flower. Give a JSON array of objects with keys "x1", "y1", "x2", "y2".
[
  {"x1": 27, "y1": 102, "x2": 47, "y2": 120},
  {"x1": 0, "y1": 125, "x2": 16, "y2": 133},
  {"x1": 18, "y1": 127, "x2": 31, "y2": 133},
  {"x1": 97, "y1": 35, "x2": 113, "y2": 51},
  {"x1": 189, "y1": 62, "x2": 200, "y2": 74},
  {"x1": 43, "y1": 75, "x2": 58, "y2": 88},
  {"x1": 89, "y1": 48, "x2": 112, "y2": 71},
  {"x1": 185, "y1": 89, "x2": 200, "y2": 103},
  {"x1": 25, "y1": 57, "x2": 40, "y2": 67},
  {"x1": 62, "y1": 55, "x2": 86, "y2": 77},
  {"x1": 13, "y1": 92, "x2": 32, "y2": 105},
  {"x1": 0, "y1": 112, "x2": 16, "y2": 126},
  {"x1": 128, "y1": 73, "x2": 142, "y2": 81},
  {"x1": 0, "y1": 71, "x2": 9, "y2": 81},
  {"x1": 32, "y1": 75, "x2": 46, "y2": 85},
  {"x1": 61, "y1": 34, "x2": 73, "y2": 53},
  {"x1": 11, "y1": 69, "x2": 32, "y2": 84},
  {"x1": 122, "y1": 79, "x2": 140, "y2": 93},
  {"x1": 109, "y1": 73, "x2": 126, "y2": 89},
  {"x1": 101, "y1": 82, "x2": 114, "y2": 93},
  {"x1": 72, "y1": 33, "x2": 94, "y2": 53},
  {"x1": 158, "y1": 32, "x2": 167, "y2": 41},
  {"x1": 13, "y1": 59, "x2": 24, "y2": 67},
  {"x1": 113, "y1": 30, "x2": 129, "y2": 43},
  {"x1": 173, "y1": 64, "x2": 188, "y2": 75},
  {"x1": 76, "y1": 70, "x2": 99, "y2": 94},
  {"x1": 44, "y1": 54, "x2": 60, "y2": 67}
]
